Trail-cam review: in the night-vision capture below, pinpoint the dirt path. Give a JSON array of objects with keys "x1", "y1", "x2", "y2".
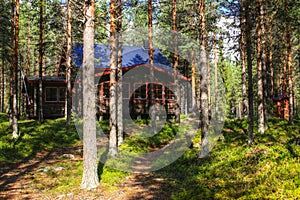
[{"x1": 0, "y1": 147, "x2": 175, "y2": 200}]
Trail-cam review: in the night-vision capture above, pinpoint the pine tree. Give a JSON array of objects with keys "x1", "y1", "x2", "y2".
[
  {"x1": 10, "y1": 0, "x2": 19, "y2": 138},
  {"x1": 245, "y1": 0, "x2": 254, "y2": 144},
  {"x1": 239, "y1": 0, "x2": 248, "y2": 117},
  {"x1": 65, "y1": 0, "x2": 72, "y2": 123},
  {"x1": 38, "y1": 0, "x2": 44, "y2": 123},
  {"x1": 172, "y1": 0, "x2": 180, "y2": 124},
  {"x1": 81, "y1": 0, "x2": 99, "y2": 189},
  {"x1": 116, "y1": 0, "x2": 123, "y2": 146},
  {"x1": 198, "y1": 0, "x2": 210, "y2": 158},
  {"x1": 109, "y1": 0, "x2": 118, "y2": 157},
  {"x1": 255, "y1": 0, "x2": 267, "y2": 134}
]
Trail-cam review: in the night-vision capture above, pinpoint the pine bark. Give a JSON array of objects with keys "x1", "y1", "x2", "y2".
[
  {"x1": 26, "y1": 25, "x2": 31, "y2": 75},
  {"x1": 213, "y1": 0, "x2": 219, "y2": 120},
  {"x1": 189, "y1": 5, "x2": 197, "y2": 109},
  {"x1": 245, "y1": 0, "x2": 254, "y2": 144},
  {"x1": 10, "y1": 0, "x2": 15, "y2": 127},
  {"x1": 148, "y1": 0, "x2": 156, "y2": 132},
  {"x1": 65, "y1": 0, "x2": 72, "y2": 123},
  {"x1": 1, "y1": 38, "x2": 4, "y2": 113},
  {"x1": 286, "y1": 23, "x2": 294, "y2": 121},
  {"x1": 198, "y1": 0, "x2": 210, "y2": 158},
  {"x1": 38, "y1": 0, "x2": 44, "y2": 123},
  {"x1": 239, "y1": 0, "x2": 248, "y2": 117},
  {"x1": 11, "y1": 0, "x2": 19, "y2": 138},
  {"x1": 255, "y1": 0, "x2": 266, "y2": 134},
  {"x1": 282, "y1": 34, "x2": 287, "y2": 94},
  {"x1": 81, "y1": 0, "x2": 99, "y2": 189},
  {"x1": 116, "y1": 0, "x2": 123, "y2": 146},
  {"x1": 109, "y1": 0, "x2": 118, "y2": 156},
  {"x1": 285, "y1": 0, "x2": 294, "y2": 120},
  {"x1": 172, "y1": 0, "x2": 180, "y2": 123},
  {"x1": 148, "y1": 0, "x2": 154, "y2": 65},
  {"x1": 191, "y1": 49, "x2": 196, "y2": 108}
]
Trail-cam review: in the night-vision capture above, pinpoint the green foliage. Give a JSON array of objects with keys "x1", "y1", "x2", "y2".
[
  {"x1": 0, "y1": 114, "x2": 79, "y2": 162},
  {"x1": 159, "y1": 117, "x2": 300, "y2": 199},
  {"x1": 1, "y1": 114, "x2": 300, "y2": 198},
  {"x1": 219, "y1": 60, "x2": 243, "y2": 118}
]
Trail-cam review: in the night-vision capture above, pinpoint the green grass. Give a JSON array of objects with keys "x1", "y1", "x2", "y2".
[
  {"x1": 158, "y1": 117, "x2": 300, "y2": 199},
  {"x1": 1, "y1": 113, "x2": 300, "y2": 199},
  {"x1": 0, "y1": 115, "x2": 79, "y2": 162}
]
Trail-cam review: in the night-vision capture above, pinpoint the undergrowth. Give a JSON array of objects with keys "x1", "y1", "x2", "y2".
[{"x1": 1, "y1": 113, "x2": 300, "y2": 199}]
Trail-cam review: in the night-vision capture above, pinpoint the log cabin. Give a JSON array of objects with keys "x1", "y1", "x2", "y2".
[
  {"x1": 272, "y1": 94, "x2": 289, "y2": 120},
  {"x1": 25, "y1": 43, "x2": 191, "y2": 119}
]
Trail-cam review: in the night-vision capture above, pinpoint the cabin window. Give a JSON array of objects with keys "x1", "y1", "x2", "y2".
[
  {"x1": 134, "y1": 84, "x2": 146, "y2": 99},
  {"x1": 45, "y1": 87, "x2": 66, "y2": 102},
  {"x1": 150, "y1": 84, "x2": 163, "y2": 100},
  {"x1": 59, "y1": 88, "x2": 66, "y2": 101},
  {"x1": 165, "y1": 87, "x2": 175, "y2": 100},
  {"x1": 103, "y1": 82, "x2": 110, "y2": 99}
]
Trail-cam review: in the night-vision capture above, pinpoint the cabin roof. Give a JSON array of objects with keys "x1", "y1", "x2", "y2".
[
  {"x1": 71, "y1": 43, "x2": 173, "y2": 72},
  {"x1": 272, "y1": 94, "x2": 289, "y2": 101}
]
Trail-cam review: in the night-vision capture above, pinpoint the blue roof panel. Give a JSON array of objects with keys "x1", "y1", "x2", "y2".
[{"x1": 71, "y1": 43, "x2": 173, "y2": 71}]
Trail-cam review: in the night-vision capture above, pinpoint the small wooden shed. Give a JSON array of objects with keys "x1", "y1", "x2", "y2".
[{"x1": 272, "y1": 94, "x2": 289, "y2": 120}]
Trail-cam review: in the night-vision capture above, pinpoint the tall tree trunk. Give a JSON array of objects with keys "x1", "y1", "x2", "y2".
[
  {"x1": 148, "y1": 0, "x2": 156, "y2": 132},
  {"x1": 10, "y1": 0, "x2": 15, "y2": 128},
  {"x1": 255, "y1": 0, "x2": 266, "y2": 134},
  {"x1": 213, "y1": 30, "x2": 219, "y2": 120},
  {"x1": 65, "y1": 0, "x2": 72, "y2": 123},
  {"x1": 24, "y1": 24, "x2": 31, "y2": 118},
  {"x1": 172, "y1": 0, "x2": 180, "y2": 123},
  {"x1": 239, "y1": 0, "x2": 248, "y2": 117},
  {"x1": 26, "y1": 25, "x2": 31, "y2": 75},
  {"x1": 191, "y1": 49, "x2": 196, "y2": 108},
  {"x1": 80, "y1": 0, "x2": 99, "y2": 189},
  {"x1": 11, "y1": 0, "x2": 19, "y2": 138},
  {"x1": 286, "y1": 23, "x2": 294, "y2": 121},
  {"x1": 1, "y1": 39, "x2": 4, "y2": 113},
  {"x1": 198, "y1": 0, "x2": 210, "y2": 158},
  {"x1": 281, "y1": 37, "x2": 287, "y2": 94},
  {"x1": 269, "y1": 36, "x2": 274, "y2": 98},
  {"x1": 148, "y1": 0, "x2": 153, "y2": 65},
  {"x1": 189, "y1": 4, "x2": 197, "y2": 109},
  {"x1": 266, "y1": 25, "x2": 274, "y2": 117},
  {"x1": 38, "y1": 0, "x2": 44, "y2": 123},
  {"x1": 245, "y1": 0, "x2": 254, "y2": 144},
  {"x1": 116, "y1": 0, "x2": 123, "y2": 146},
  {"x1": 213, "y1": 0, "x2": 219, "y2": 120},
  {"x1": 109, "y1": 0, "x2": 118, "y2": 156}
]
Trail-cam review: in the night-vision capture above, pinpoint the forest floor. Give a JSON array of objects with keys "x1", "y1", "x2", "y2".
[
  {"x1": 0, "y1": 115, "x2": 300, "y2": 199},
  {"x1": 0, "y1": 145, "x2": 175, "y2": 200}
]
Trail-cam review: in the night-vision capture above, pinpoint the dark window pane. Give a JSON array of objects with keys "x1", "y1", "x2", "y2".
[
  {"x1": 165, "y1": 87, "x2": 175, "y2": 100},
  {"x1": 103, "y1": 82, "x2": 110, "y2": 98},
  {"x1": 154, "y1": 84, "x2": 163, "y2": 99},
  {"x1": 149, "y1": 84, "x2": 163, "y2": 100},
  {"x1": 46, "y1": 88, "x2": 58, "y2": 102},
  {"x1": 59, "y1": 88, "x2": 66, "y2": 102},
  {"x1": 134, "y1": 84, "x2": 146, "y2": 99}
]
